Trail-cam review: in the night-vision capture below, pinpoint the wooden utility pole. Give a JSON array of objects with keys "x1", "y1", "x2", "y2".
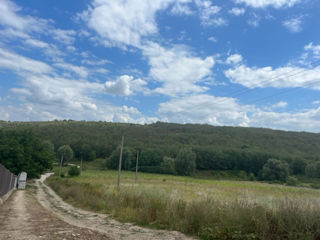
[
  {"x1": 59, "y1": 153, "x2": 64, "y2": 177},
  {"x1": 80, "y1": 155, "x2": 83, "y2": 175},
  {"x1": 135, "y1": 151, "x2": 139, "y2": 184},
  {"x1": 117, "y1": 136, "x2": 124, "y2": 192}
]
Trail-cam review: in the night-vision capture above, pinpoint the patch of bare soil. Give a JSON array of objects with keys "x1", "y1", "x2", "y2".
[
  {"x1": 36, "y1": 173, "x2": 195, "y2": 240},
  {"x1": 0, "y1": 189, "x2": 110, "y2": 240}
]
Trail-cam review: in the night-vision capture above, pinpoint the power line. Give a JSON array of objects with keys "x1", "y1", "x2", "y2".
[{"x1": 171, "y1": 62, "x2": 320, "y2": 116}]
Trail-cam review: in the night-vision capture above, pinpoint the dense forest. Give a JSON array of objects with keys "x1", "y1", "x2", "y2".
[{"x1": 1, "y1": 120, "x2": 320, "y2": 181}]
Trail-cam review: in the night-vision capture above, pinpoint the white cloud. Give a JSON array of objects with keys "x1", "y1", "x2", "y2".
[
  {"x1": 208, "y1": 36, "x2": 217, "y2": 42},
  {"x1": 228, "y1": 7, "x2": 245, "y2": 16},
  {"x1": 271, "y1": 101, "x2": 288, "y2": 108},
  {"x1": 226, "y1": 54, "x2": 243, "y2": 65},
  {"x1": 249, "y1": 107, "x2": 320, "y2": 132},
  {"x1": 225, "y1": 64, "x2": 320, "y2": 90},
  {"x1": 158, "y1": 94, "x2": 251, "y2": 126},
  {"x1": 51, "y1": 29, "x2": 76, "y2": 45},
  {"x1": 142, "y1": 42, "x2": 215, "y2": 96},
  {"x1": 171, "y1": 1, "x2": 194, "y2": 15},
  {"x1": 304, "y1": 42, "x2": 320, "y2": 59},
  {"x1": 312, "y1": 100, "x2": 320, "y2": 105},
  {"x1": 247, "y1": 13, "x2": 261, "y2": 27},
  {"x1": 54, "y1": 62, "x2": 89, "y2": 78},
  {"x1": 195, "y1": 0, "x2": 227, "y2": 26},
  {"x1": 104, "y1": 75, "x2": 147, "y2": 96},
  {"x1": 0, "y1": 0, "x2": 48, "y2": 33},
  {"x1": 282, "y1": 17, "x2": 303, "y2": 33},
  {"x1": 158, "y1": 94, "x2": 320, "y2": 132},
  {"x1": 235, "y1": 0, "x2": 301, "y2": 8},
  {"x1": 0, "y1": 48, "x2": 53, "y2": 75},
  {"x1": 80, "y1": 0, "x2": 178, "y2": 47}
]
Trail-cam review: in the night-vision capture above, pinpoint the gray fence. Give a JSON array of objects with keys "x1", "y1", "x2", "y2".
[{"x1": 0, "y1": 163, "x2": 17, "y2": 198}]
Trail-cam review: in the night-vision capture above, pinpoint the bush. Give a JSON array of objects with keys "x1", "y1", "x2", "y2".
[
  {"x1": 68, "y1": 166, "x2": 80, "y2": 177},
  {"x1": 262, "y1": 159, "x2": 289, "y2": 182},
  {"x1": 286, "y1": 176, "x2": 299, "y2": 186},
  {"x1": 248, "y1": 173, "x2": 256, "y2": 181}
]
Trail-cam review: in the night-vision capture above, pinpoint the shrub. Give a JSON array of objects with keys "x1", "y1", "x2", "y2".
[
  {"x1": 68, "y1": 166, "x2": 80, "y2": 177},
  {"x1": 286, "y1": 176, "x2": 299, "y2": 186},
  {"x1": 248, "y1": 173, "x2": 256, "y2": 181}
]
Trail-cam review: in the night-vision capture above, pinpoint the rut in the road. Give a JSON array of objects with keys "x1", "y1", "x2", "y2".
[{"x1": 0, "y1": 190, "x2": 110, "y2": 240}]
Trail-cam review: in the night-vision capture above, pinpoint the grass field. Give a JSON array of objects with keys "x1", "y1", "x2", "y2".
[{"x1": 47, "y1": 169, "x2": 320, "y2": 240}]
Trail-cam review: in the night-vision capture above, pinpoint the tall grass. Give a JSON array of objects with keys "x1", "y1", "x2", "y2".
[{"x1": 47, "y1": 170, "x2": 320, "y2": 240}]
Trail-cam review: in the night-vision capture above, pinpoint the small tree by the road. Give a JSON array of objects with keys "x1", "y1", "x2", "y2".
[
  {"x1": 262, "y1": 158, "x2": 289, "y2": 182},
  {"x1": 175, "y1": 148, "x2": 196, "y2": 176},
  {"x1": 57, "y1": 145, "x2": 74, "y2": 165}
]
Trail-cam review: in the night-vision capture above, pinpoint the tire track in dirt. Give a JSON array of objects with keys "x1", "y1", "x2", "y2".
[{"x1": 0, "y1": 188, "x2": 110, "y2": 240}]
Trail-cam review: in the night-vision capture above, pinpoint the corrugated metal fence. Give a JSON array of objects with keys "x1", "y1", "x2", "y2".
[{"x1": 0, "y1": 163, "x2": 17, "y2": 198}]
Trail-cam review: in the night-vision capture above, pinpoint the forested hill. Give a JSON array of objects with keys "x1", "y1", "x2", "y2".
[{"x1": 1, "y1": 120, "x2": 319, "y2": 161}]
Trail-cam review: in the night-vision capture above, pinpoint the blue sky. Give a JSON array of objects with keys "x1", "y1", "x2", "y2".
[{"x1": 0, "y1": 0, "x2": 320, "y2": 132}]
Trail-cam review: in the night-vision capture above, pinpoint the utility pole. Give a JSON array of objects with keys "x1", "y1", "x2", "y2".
[
  {"x1": 117, "y1": 136, "x2": 124, "y2": 192},
  {"x1": 80, "y1": 153, "x2": 83, "y2": 175},
  {"x1": 135, "y1": 151, "x2": 139, "y2": 184},
  {"x1": 59, "y1": 153, "x2": 64, "y2": 177}
]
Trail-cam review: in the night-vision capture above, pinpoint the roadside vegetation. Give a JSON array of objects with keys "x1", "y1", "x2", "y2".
[{"x1": 47, "y1": 169, "x2": 320, "y2": 240}]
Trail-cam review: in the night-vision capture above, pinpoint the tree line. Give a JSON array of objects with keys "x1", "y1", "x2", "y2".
[{"x1": 1, "y1": 121, "x2": 320, "y2": 181}]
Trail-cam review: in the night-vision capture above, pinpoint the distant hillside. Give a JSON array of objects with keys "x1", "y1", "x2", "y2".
[{"x1": 1, "y1": 120, "x2": 319, "y2": 160}]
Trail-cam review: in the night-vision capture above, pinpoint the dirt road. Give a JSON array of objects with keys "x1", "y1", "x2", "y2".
[
  {"x1": 0, "y1": 174, "x2": 194, "y2": 240},
  {"x1": 0, "y1": 190, "x2": 110, "y2": 240}
]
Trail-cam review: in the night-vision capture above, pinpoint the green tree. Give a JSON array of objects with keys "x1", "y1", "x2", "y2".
[
  {"x1": 305, "y1": 161, "x2": 320, "y2": 178},
  {"x1": 175, "y1": 148, "x2": 196, "y2": 176},
  {"x1": 81, "y1": 144, "x2": 96, "y2": 161},
  {"x1": 57, "y1": 145, "x2": 74, "y2": 165},
  {"x1": 0, "y1": 130, "x2": 54, "y2": 178},
  {"x1": 106, "y1": 147, "x2": 132, "y2": 170},
  {"x1": 291, "y1": 158, "x2": 306, "y2": 175},
  {"x1": 262, "y1": 158, "x2": 289, "y2": 182},
  {"x1": 161, "y1": 156, "x2": 176, "y2": 174}
]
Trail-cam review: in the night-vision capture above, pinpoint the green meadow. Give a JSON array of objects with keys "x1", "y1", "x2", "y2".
[{"x1": 47, "y1": 169, "x2": 320, "y2": 240}]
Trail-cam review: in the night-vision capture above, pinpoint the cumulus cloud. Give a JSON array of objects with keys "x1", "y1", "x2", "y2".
[
  {"x1": 234, "y1": 0, "x2": 301, "y2": 8},
  {"x1": 158, "y1": 94, "x2": 251, "y2": 126},
  {"x1": 142, "y1": 42, "x2": 215, "y2": 96},
  {"x1": 228, "y1": 7, "x2": 245, "y2": 16},
  {"x1": 104, "y1": 75, "x2": 147, "y2": 96},
  {"x1": 225, "y1": 64, "x2": 320, "y2": 90},
  {"x1": 79, "y1": 0, "x2": 179, "y2": 47},
  {"x1": 282, "y1": 17, "x2": 303, "y2": 33}
]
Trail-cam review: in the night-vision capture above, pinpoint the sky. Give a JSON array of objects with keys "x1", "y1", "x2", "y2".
[{"x1": 0, "y1": 0, "x2": 320, "y2": 132}]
